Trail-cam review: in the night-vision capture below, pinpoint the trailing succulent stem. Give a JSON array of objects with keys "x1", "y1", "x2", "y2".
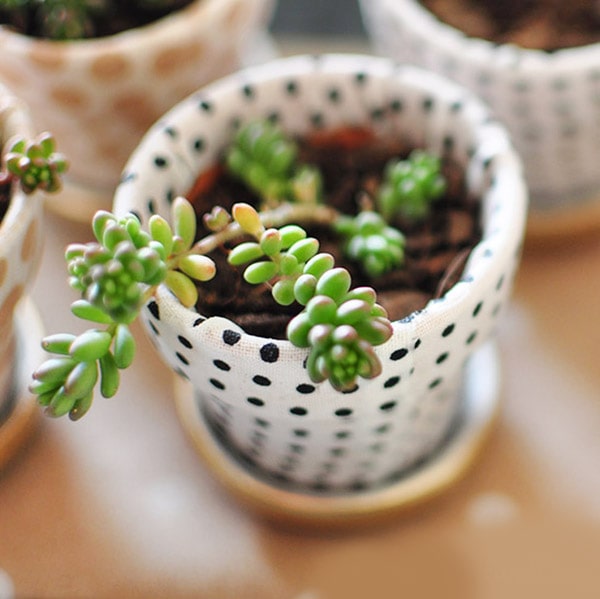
[
  {"x1": 31, "y1": 197, "x2": 216, "y2": 420},
  {"x1": 31, "y1": 118, "x2": 448, "y2": 418},
  {"x1": 230, "y1": 203, "x2": 393, "y2": 390}
]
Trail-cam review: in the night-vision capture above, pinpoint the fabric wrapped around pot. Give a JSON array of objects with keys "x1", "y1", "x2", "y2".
[{"x1": 113, "y1": 54, "x2": 527, "y2": 494}]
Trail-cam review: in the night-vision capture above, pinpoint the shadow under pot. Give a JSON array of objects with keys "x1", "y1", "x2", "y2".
[
  {"x1": 113, "y1": 54, "x2": 528, "y2": 526},
  {"x1": 0, "y1": 86, "x2": 45, "y2": 471},
  {"x1": 359, "y1": 0, "x2": 600, "y2": 241}
]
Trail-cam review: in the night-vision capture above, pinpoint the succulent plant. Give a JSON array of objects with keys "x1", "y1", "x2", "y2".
[
  {"x1": 32, "y1": 198, "x2": 215, "y2": 420},
  {"x1": 335, "y1": 210, "x2": 406, "y2": 278},
  {"x1": 31, "y1": 119, "x2": 448, "y2": 418},
  {"x1": 226, "y1": 119, "x2": 323, "y2": 208},
  {"x1": 377, "y1": 150, "x2": 446, "y2": 221},
  {"x1": 3, "y1": 132, "x2": 68, "y2": 194}
]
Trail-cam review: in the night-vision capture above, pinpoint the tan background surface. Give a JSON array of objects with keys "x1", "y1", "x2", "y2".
[{"x1": 1, "y1": 36, "x2": 600, "y2": 599}]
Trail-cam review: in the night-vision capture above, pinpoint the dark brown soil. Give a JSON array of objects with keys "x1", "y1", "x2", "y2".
[
  {"x1": 0, "y1": 180, "x2": 10, "y2": 224},
  {"x1": 186, "y1": 128, "x2": 481, "y2": 339},
  {"x1": 420, "y1": 0, "x2": 600, "y2": 50},
  {"x1": 0, "y1": 1, "x2": 194, "y2": 39}
]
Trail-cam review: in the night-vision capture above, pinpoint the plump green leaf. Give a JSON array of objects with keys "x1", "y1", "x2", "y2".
[
  {"x1": 41, "y1": 333, "x2": 77, "y2": 356},
  {"x1": 303, "y1": 253, "x2": 334, "y2": 278},
  {"x1": 232, "y1": 203, "x2": 264, "y2": 237},
  {"x1": 149, "y1": 214, "x2": 174, "y2": 257},
  {"x1": 172, "y1": 197, "x2": 196, "y2": 250},
  {"x1": 99, "y1": 352, "x2": 120, "y2": 398},
  {"x1": 272, "y1": 279, "x2": 295, "y2": 306},
  {"x1": 64, "y1": 360, "x2": 98, "y2": 400},
  {"x1": 228, "y1": 242, "x2": 264, "y2": 266},
  {"x1": 47, "y1": 386, "x2": 77, "y2": 418},
  {"x1": 113, "y1": 324, "x2": 136, "y2": 369},
  {"x1": 315, "y1": 268, "x2": 351, "y2": 302},
  {"x1": 279, "y1": 224, "x2": 306, "y2": 249},
  {"x1": 71, "y1": 299, "x2": 114, "y2": 324},
  {"x1": 178, "y1": 255, "x2": 216, "y2": 282},
  {"x1": 165, "y1": 270, "x2": 198, "y2": 308},
  {"x1": 259, "y1": 229, "x2": 282, "y2": 257},
  {"x1": 69, "y1": 392, "x2": 94, "y2": 421},
  {"x1": 243, "y1": 260, "x2": 278, "y2": 285},
  {"x1": 32, "y1": 356, "x2": 76, "y2": 385},
  {"x1": 306, "y1": 295, "x2": 337, "y2": 325},
  {"x1": 293, "y1": 273, "x2": 317, "y2": 306},
  {"x1": 70, "y1": 329, "x2": 113, "y2": 362}
]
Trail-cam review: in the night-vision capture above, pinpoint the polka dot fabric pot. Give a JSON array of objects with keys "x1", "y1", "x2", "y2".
[
  {"x1": 0, "y1": 86, "x2": 44, "y2": 424},
  {"x1": 113, "y1": 54, "x2": 527, "y2": 494},
  {"x1": 360, "y1": 0, "x2": 600, "y2": 217},
  {"x1": 0, "y1": 0, "x2": 275, "y2": 199}
]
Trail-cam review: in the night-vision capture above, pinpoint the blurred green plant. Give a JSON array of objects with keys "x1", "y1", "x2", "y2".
[
  {"x1": 377, "y1": 150, "x2": 446, "y2": 220},
  {"x1": 0, "y1": 0, "x2": 192, "y2": 40},
  {"x1": 3, "y1": 132, "x2": 68, "y2": 194}
]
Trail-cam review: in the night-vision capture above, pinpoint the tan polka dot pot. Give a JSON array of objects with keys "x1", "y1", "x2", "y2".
[
  {"x1": 0, "y1": 0, "x2": 275, "y2": 222},
  {"x1": 113, "y1": 55, "x2": 527, "y2": 519},
  {"x1": 0, "y1": 84, "x2": 46, "y2": 469},
  {"x1": 359, "y1": 0, "x2": 600, "y2": 239}
]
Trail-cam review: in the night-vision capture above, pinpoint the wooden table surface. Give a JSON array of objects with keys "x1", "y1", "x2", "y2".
[{"x1": 1, "y1": 36, "x2": 600, "y2": 599}]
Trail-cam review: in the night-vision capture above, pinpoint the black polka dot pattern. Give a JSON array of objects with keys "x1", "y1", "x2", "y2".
[
  {"x1": 223, "y1": 330, "x2": 241, "y2": 346},
  {"x1": 260, "y1": 343, "x2": 279, "y2": 363},
  {"x1": 112, "y1": 53, "x2": 526, "y2": 494}
]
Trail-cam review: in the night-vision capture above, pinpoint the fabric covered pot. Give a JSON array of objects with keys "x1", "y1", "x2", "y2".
[
  {"x1": 0, "y1": 84, "x2": 45, "y2": 466},
  {"x1": 360, "y1": 0, "x2": 600, "y2": 224},
  {"x1": 0, "y1": 0, "x2": 275, "y2": 220},
  {"x1": 113, "y1": 54, "x2": 527, "y2": 495}
]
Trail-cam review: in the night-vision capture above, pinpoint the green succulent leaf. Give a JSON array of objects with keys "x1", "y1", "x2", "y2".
[
  {"x1": 99, "y1": 352, "x2": 120, "y2": 399},
  {"x1": 272, "y1": 278, "x2": 295, "y2": 306},
  {"x1": 315, "y1": 268, "x2": 351, "y2": 302},
  {"x1": 113, "y1": 324, "x2": 136, "y2": 370},
  {"x1": 293, "y1": 273, "x2": 317, "y2": 306},
  {"x1": 41, "y1": 333, "x2": 77, "y2": 356},
  {"x1": 69, "y1": 392, "x2": 94, "y2": 421},
  {"x1": 149, "y1": 215, "x2": 174, "y2": 257},
  {"x1": 70, "y1": 299, "x2": 114, "y2": 324},
  {"x1": 64, "y1": 360, "x2": 98, "y2": 401},
  {"x1": 243, "y1": 260, "x2": 278, "y2": 285},
  {"x1": 69, "y1": 329, "x2": 113, "y2": 362},
  {"x1": 165, "y1": 270, "x2": 198, "y2": 308},
  {"x1": 287, "y1": 237, "x2": 319, "y2": 263},
  {"x1": 228, "y1": 241, "x2": 264, "y2": 266},
  {"x1": 47, "y1": 386, "x2": 77, "y2": 418},
  {"x1": 279, "y1": 225, "x2": 306, "y2": 249},
  {"x1": 32, "y1": 356, "x2": 76, "y2": 386},
  {"x1": 172, "y1": 196, "x2": 197, "y2": 250},
  {"x1": 178, "y1": 254, "x2": 216, "y2": 282}
]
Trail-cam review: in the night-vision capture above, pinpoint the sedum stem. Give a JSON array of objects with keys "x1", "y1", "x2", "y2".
[{"x1": 191, "y1": 203, "x2": 339, "y2": 256}]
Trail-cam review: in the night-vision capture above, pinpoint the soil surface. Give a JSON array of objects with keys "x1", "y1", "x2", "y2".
[
  {"x1": 0, "y1": 180, "x2": 10, "y2": 224},
  {"x1": 420, "y1": 0, "x2": 600, "y2": 50},
  {"x1": 0, "y1": 1, "x2": 194, "y2": 39},
  {"x1": 187, "y1": 128, "x2": 482, "y2": 339}
]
